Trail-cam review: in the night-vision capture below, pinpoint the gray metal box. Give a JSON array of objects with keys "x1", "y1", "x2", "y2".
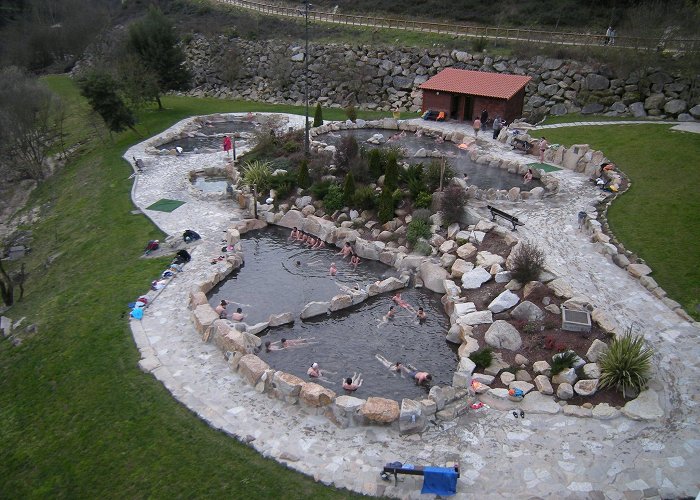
[{"x1": 561, "y1": 308, "x2": 592, "y2": 332}]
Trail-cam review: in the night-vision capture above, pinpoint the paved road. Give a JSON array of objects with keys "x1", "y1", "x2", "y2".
[{"x1": 125, "y1": 115, "x2": 700, "y2": 499}]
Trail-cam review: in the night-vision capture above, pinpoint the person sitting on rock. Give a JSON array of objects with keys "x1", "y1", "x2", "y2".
[
  {"x1": 336, "y1": 242, "x2": 353, "y2": 259},
  {"x1": 289, "y1": 227, "x2": 299, "y2": 239},
  {"x1": 215, "y1": 300, "x2": 228, "y2": 318}
]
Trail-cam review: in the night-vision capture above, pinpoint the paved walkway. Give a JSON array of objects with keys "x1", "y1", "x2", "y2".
[{"x1": 125, "y1": 115, "x2": 700, "y2": 499}]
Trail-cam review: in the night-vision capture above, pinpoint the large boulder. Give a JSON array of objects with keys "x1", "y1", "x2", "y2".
[
  {"x1": 299, "y1": 382, "x2": 336, "y2": 407},
  {"x1": 534, "y1": 375, "x2": 553, "y2": 395},
  {"x1": 329, "y1": 294, "x2": 353, "y2": 312},
  {"x1": 456, "y1": 243, "x2": 478, "y2": 259},
  {"x1": 271, "y1": 371, "x2": 305, "y2": 401},
  {"x1": 552, "y1": 368, "x2": 577, "y2": 385},
  {"x1": 484, "y1": 320, "x2": 522, "y2": 350},
  {"x1": 367, "y1": 276, "x2": 406, "y2": 296},
  {"x1": 268, "y1": 312, "x2": 294, "y2": 327},
  {"x1": 520, "y1": 391, "x2": 561, "y2": 414},
  {"x1": 399, "y1": 399, "x2": 426, "y2": 435},
  {"x1": 621, "y1": 389, "x2": 663, "y2": 420},
  {"x1": 548, "y1": 278, "x2": 573, "y2": 298},
  {"x1": 278, "y1": 209, "x2": 305, "y2": 229},
  {"x1": 510, "y1": 301, "x2": 545, "y2": 322},
  {"x1": 556, "y1": 382, "x2": 574, "y2": 400},
  {"x1": 476, "y1": 251, "x2": 504, "y2": 268},
  {"x1": 238, "y1": 355, "x2": 270, "y2": 386},
  {"x1": 360, "y1": 397, "x2": 400, "y2": 423},
  {"x1": 300, "y1": 301, "x2": 329, "y2": 319},
  {"x1": 451, "y1": 259, "x2": 474, "y2": 278},
  {"x1": 664, "y1": 99, "x2": 687, "y2": 115},
  {"x1": 459, "y1": 310, "x2": 493, "y2": 326},
  {"x1": 586, "y1": 339, "x2": 608, "y2": 362},
  {"x1": 419, "y1": 262, "x2": 449, "y2": 293},
  {"x1": 192, "y1": 304, "x2": 219, "y2": 336},
  {"x1": 488, "y1": 290, "x2": 520, "y2": 313},
  {"x1": 574, "y1": 379, "x2": 599, "y2": 397},
  {"x1": 461, "y1": 266, "x2": 492, "y2": 289},
  {"x1": 333, "y1": 395, "x2": 365, "y2": 427},
  {"x1": 585, "y1": 74, "x2": 609, "y2": 91}
]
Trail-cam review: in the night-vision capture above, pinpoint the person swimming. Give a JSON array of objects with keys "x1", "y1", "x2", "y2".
[{"x1": 342, "y1": 373, "x2": 363, "y2": 391}]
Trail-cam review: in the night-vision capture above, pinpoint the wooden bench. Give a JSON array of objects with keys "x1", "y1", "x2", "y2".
[
  {"x1": 487, "y1": 205, "x2": 524, "y2": 231},
  {"x1": 381, "y1": 463, "x2": 460, "y2": 486}
]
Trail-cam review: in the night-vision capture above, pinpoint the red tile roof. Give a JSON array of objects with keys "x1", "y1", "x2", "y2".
[{"x1": 419, "y1": 68, "x2": 531, "y2": 99}]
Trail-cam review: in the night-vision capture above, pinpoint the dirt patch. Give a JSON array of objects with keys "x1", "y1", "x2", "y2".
[{"x1": 478, "y1": 232, "x2": 515, "y2": 256}]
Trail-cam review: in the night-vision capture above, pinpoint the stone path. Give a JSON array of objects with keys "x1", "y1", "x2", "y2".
[{"x1": 125, "y1": 114, "x2": 700, "y2": 499}]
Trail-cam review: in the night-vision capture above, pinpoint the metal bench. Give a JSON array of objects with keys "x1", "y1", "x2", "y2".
[{"x1": 487, "y1": 205, "x2": 524, "y2": 231}]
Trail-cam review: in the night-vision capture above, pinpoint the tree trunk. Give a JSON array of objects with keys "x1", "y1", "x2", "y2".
[{"x1": 0, "y1": 260, "x2": 14, "y2": 306}]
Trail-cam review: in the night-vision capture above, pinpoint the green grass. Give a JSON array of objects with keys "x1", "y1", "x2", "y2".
[
  {"x1": 541, "y1": 113, "x2": 665, "y2": 125},
  {"x1": 536, "y1": 124, "x2": 700, "y2": 319},
  {"x1": 0, "y1": 75, "x2": 364, "y2": 498}
]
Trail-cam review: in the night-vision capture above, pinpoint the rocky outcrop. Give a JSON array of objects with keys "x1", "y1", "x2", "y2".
[{"x1": 360, "y1": 397, "x2": 400, "y2": 424}]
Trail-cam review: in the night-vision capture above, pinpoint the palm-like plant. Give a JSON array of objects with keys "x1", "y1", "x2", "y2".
[
  {"x1": 598, "y1": 330, "x2": 653, "y2": 398},
  {"x1": 240, "y1": 160, "x2": 273, "y2": 194}
]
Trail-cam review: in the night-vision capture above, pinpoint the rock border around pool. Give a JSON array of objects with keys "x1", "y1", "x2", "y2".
[{"x1": 185, "y1": 209, "x2": 662, "y2": 433}]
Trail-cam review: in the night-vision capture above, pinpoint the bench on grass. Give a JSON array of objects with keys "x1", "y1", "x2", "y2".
[
  {"x1": 381, "y1": 463, "x2": 460, "y2": 487},
  {"x1": 487, "y1": 205, "x2": 524, "y2": 231}
]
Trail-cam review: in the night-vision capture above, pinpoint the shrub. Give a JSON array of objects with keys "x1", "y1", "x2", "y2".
[
  {"x1": 335, "y1": 135, "x2": 359, "y2": 171},
  {"x1": 523, "y1": 321, "x2": 542, "y2": 334},
  {"x1": 412, "y1": 208, "x2": 432, "y2": 223},
  {"x1": 343, "y1": 171, "x2": 356, "y2": 204},
  {"x1": 598, "y1": 330, "x2": 653, "y2": 398},
  {"x1": 310, "y1": 180, "x2": 332, "y2": 199},
  {"x1": 472, "y1": 36, "x2": 488, "y2": 52},
  {"x1": 377, "y1": 188, "x2": 394, "y2": 223},
  {"x1": 415, "y1": 191, "x2": 432, "y2": 209},
  {"x1": 240, "y1": 160, "x2": 273, "y2": 194},
  {"x1": 550, "y1": 351, "x2": 578, "y2": 376},
  {"x1": 353, "y1": 186, "x2": 376, "y2": 210},
  {"x1": 426, "y1": 159, "x2": 455, "y2": 192},
  {"x1": 383, "y1": 151, "x2": 400, "y2": 192},
  {"x1": 413, "y1": 240, "x2": 432, "y2": 256},
  {"x1": 407, "y1": 218, "x2": 432, "y2": 245},
  {"x1": 297, "y1": 160, "x2": 311, "y2": 189},
  {"x1": 510, "y1": 241, "x2": 546, "y2": 284},
  {"x1": 367, "y1": 148, "x2": 383, "y2": 180},
  {"x1": 440, "y1": 185, "x2": 468, "y2": 225},
  {"x1": 323, "y1": 183, "x2": 344, "y2": 212},
  {"x1": 402, "y1": 163, "x2": 425, "y2": 198},
  {"x1": 344, "y1": 103, "x2": 357, "y2": 122},
  {"x1": 313, "y1": 102, "x2": 323, "y2": 127},
  {"x1": 469, "y1": 348, "x2": 493, "y2": 370}
]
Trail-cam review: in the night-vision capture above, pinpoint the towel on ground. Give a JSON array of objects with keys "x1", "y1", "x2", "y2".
[{"x1": 420, "y1": 467, "x2": 458, "y2": 496}]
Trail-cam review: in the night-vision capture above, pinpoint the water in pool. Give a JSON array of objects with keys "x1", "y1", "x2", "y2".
[
  {"x1": 318, "y1": 128, "x2": 541, "y2": 190},
  {"x1": 208, "y1": 227, "x2": 458, "y2": 400},
  {"x1": 192, "y1": 176, "x2": 229, "y2": 192}
]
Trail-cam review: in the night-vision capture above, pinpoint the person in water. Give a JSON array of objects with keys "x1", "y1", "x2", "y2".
[
  {"x1": 215, "y1": 300, "x2": 228, "y2": 318},
  {"x1": 289, "y1": 227, "x2": 299, "y2": 239},
  {"x1": 342, "y1": 373, "x2": 363, "y2": 391},
  {"x1": 329, "y1": 262, "x2": 337, "y2": 276},
  {"x1": 336, "y1": 242, "x2": 353, "y2": 259},
  {"x1": 307, "y1": 362, "x2": 322, "y2": 378},
  {"x1": 416, "y1": 307, "x2": 427, "y2": 321},
  {"x1": 230, "y1": 307, "x2": 245, "y2": 321},
  {"x1": 350, "y1": 253, "x2": 360, "y2": 268},
  {"x1": 400, "y1": 365, "x2": 432, "y2": 385},
  {"x1": 375, "y1": 354, "x2": 403, "y2": 373}
]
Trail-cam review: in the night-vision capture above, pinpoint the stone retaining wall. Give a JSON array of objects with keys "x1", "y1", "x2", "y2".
[{"x1": 181, "y1": 35, "x2": 700, "y2": 121}]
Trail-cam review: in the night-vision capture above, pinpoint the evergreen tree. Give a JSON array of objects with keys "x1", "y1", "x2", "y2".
[
  {"x1": 378, "y1": 188, "x2": 394, "y2": 223},
  {"x1": 297, "y1": 159, "x2": 311, "y2": 189},
  {"x1": 313, "y1": 102, "x2": 323, "y2": 127},
  {"x1": 127, "y1": 6, "x2": 190, "y2": 109},
  {"x1": 343, "y1": 171, "x2": 356, "y2": 204},
  {"x1": 78, "y1": 70, "x2": 136, "y2": 135},
  {"x1": 368, "y1": 149, "x2": 382, "y2": 180},
  {"x1": 384, "y1": 151, "x2": 399, "y2": 192}
]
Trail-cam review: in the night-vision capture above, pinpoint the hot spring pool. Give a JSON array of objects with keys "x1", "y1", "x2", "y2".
[
  {"x1": 208, "y1": 227, "x2": 458, "y2": 401},
  {"x1": 318, "y1": 128, "x2": 541, "y2": 190}
]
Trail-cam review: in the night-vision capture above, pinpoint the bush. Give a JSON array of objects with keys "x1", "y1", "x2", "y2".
[
  {"x1": 367, "y1": 149, "x2": 382, "y2": 180},
  {"x1": 313, "y1": 102, "x2": 323, "y2": 127},
  {"x1": 412, "y1": 208, "x2": 432, "y2": 223},
  {"x1": 352, "y1": 186, "x2": 376, "y2": 210},
  {"x1": 599, "y1": 330, "x2": 653, "y2": 398},
  {"x1": 240, "y1": 160, "x2": 273, "y2": 194},
  {"x1": 407, "y1": 219, "x2": 432, "y2": 245},
  {"x1": 403, "y1": 163, "x2": 425, "y2": 198},
  {"x1": 510, "y1": 241, "x2": 546, "y2": 284},
  {"x1": 383, "y1": 150, "x2": 400, "y2": 192},
  {"x1": 323, "y1": 184, "x2": 344, "y2": 212},
  {"x1": 550, "y1": 351, "x2": 578, "y2": 376},
  {"x1": 522, "y1": 321, "x2": 542, "y2": 334},
  {"x1": 413, "y1": 240, "x2": 432, "y2": 256},
  {"x1": 344, "y1": 103, "x2": 357, "y2": 122},
  {"x1": 426, "y1": 159, "x2": 454, "y2": 192},
  {"x1": 335, "y1": 135, "x2": 359, "y2": 172},
  {"x1": 440, "y1": 185, "x2": 468, "y2": 225},
  {"x1": 297, "y1": 160, "x2": 311, "y2": 189},
  {"x1": 343, "y1": 171, "x2": 356, "y2": 204},
  {"x1": 377, "y1": 188, "x2": 394, "y2": 223},
  {"x1": 469, "y1": 348, "x2": 493, "y2": 369},
  {"x1": 414, "y1": 191, "x2": 433, "y2": 209},
  {"x1": 472, "y1": 36, "x2": 488, "y2": 52},
  {"x1": 310, "y1": 180, "x2": 332, "y2": 199}
]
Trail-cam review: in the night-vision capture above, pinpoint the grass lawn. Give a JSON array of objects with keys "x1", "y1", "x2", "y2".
[
  {"x1": 533, "y1": 124, "x2": 700, "y2": 320},
  {"x1": 0, "y1": 75, "x2": 368, "y2": 498}
]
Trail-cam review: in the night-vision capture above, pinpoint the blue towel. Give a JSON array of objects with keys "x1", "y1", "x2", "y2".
[{"x1": 420, "y1": 467, "x2": 458, "y2": 496}]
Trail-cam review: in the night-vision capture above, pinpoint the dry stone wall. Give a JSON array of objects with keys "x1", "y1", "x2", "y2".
[{"x1": 181, "y1": 34, "x2": 699, "y2": 121}]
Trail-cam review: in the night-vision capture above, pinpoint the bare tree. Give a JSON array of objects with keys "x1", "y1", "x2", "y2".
[{"x1": 0, "y1": 66, "x2": 64, "y2": 181}]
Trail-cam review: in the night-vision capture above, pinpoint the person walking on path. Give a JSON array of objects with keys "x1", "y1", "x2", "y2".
[
  {"x1": 538, "y1": 136, "x2": 549, "y2": 163},
  {"x1": 223, "y1": 135, "x2": 232, "y2": 157},
  {"x1": 480, "y1": 109, "x2": 489, "y2": 128},
  {"x1": 473, "y1": 117, "x2": 481, "y2": 137},
  {"x1": 492, "y1": 117, "x2": 503, "y2": 140},
  {"x1": 604, "y1": 26, "x2": 612, "y2": 45}
]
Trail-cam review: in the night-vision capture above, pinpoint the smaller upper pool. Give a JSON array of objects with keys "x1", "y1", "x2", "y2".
[
  {"x1": 191, "y1": 176, "x2": 229, "y2": 193},
  {"x1": 317, "y1": 128, "x2": 541, "y2": 190}
]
